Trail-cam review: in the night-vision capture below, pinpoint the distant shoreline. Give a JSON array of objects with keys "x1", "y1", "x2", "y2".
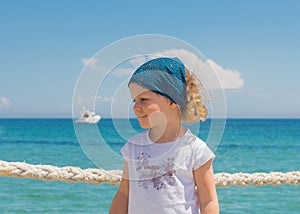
[{"x1": 0, "y1": 118, "x2": 300, "y2": 120}]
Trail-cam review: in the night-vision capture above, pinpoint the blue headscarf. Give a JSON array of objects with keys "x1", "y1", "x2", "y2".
[{"x1": 128, "y1": 57, "x2": 187, "y2": 110}]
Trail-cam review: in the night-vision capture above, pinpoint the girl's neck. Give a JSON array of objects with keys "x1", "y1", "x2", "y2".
[{"x1": 149, "y1": 123, "x2": 186, "y2": 143}]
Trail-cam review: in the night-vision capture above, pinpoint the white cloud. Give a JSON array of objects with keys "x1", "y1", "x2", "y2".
[
  {"x1": 81, "y1": 57, "x2": 98, "y2": 67},
  {"x1": 113, "y1": 68, "x2": 133, "y2": 77},
  {"x1": 204, "y1": 59, "x2": 244, "y2": 89},
  {"x1": 81, "y1": 57, "x2": 109, "y2": 73},
  {"x1": 81, "y1": 49, "x2": 244, "y2": 89},
  {"x1": 128, "y1": 56, "x2": 147, "y2": 68},
  {"x1": 153, "y1": 49, "x2": 244, "y2": 89},
  {"x1": 113, "y1": 56, "x2": 148, "y2": 77},
  {"x1": 151, "y1": 49, "x2": 202, "y2": 68},
  {"x1": 81, "y1": 56, "x2": 143, "y2": 77},
  {"x1": 0, "y1": 97, "x2": 10, "y2": 108}
]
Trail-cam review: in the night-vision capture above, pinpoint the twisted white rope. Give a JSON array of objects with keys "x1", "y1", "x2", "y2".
[{"x1": 0, "y1": 160, "x2": 299, "y2": 187}]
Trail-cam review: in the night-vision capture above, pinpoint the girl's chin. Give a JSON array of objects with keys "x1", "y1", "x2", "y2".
[
  {"x1": 137, "y1": 118, "x2": 151, "y2": 129},
  {"x1": 138, "y1": 122, "x2": 150, "y2": 129}
]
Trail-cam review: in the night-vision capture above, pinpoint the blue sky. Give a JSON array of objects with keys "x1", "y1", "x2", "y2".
[{"x1": 0, "y1": 0, "x2": 299, "y2": 118}]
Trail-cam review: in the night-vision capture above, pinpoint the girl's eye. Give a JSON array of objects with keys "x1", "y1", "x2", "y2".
[{"x1": 131, "y1": 98, "x2": 147, "y2": 103}]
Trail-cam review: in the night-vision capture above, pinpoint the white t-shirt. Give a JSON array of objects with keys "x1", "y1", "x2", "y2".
[{"x1": 121, "y1": 129, "x2": 215, "y2": 214}]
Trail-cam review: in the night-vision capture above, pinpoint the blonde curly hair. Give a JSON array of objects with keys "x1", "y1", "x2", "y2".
[{"x1": 181, "y1": 69, "x2": 208, "y2": 124}]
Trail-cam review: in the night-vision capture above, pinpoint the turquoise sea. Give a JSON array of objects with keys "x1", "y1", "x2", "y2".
[{"x1": 0, "y1": 119, "x2": 299, "y2": 213}]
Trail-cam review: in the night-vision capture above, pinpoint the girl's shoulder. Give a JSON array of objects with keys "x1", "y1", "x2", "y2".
[
  {"x1": 183, "y1": 130, "x2": 215, "y2": 170},
  {"x1": 183, "y1": 129, "x2": 207, "y2": 148}
]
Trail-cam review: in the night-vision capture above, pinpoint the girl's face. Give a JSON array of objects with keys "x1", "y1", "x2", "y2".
[{"x1": 129, "y1": 84, "x2": 172, "y2": 129}]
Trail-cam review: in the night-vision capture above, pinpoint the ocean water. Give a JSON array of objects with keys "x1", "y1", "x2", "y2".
[{"x1": 0, "y1": 119, "x2": 299, "y2": 213}]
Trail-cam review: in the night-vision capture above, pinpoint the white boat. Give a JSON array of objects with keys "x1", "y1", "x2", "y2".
[{"x1": 75, "y1": 109, "x2": 101, "y2": 124}]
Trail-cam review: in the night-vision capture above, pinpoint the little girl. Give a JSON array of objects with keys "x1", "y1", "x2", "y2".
[{"x1": 109, "y1": 57, "x2": 219, "y2": 214}]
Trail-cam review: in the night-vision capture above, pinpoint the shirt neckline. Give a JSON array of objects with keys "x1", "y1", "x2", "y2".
[{"x1": 145, "y1": 128, "x2": 190, "y2": 147}]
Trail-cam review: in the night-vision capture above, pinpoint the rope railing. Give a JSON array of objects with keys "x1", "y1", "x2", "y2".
[{"x1": 0, "y1": 160, "x2": 299, "y2": 187}]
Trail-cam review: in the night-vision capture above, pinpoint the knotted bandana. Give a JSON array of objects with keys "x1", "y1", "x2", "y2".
[{"x1": 128, "y1": 57, "x2": 187, "y2": 110}]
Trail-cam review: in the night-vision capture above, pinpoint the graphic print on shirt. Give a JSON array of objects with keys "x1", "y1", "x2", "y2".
[{"x1": 136, "y1": 152, "x2": 176, "y2": 190}]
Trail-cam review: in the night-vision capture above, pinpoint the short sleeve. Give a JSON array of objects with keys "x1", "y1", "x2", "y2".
[{"x1": 192, "y1": 139, "x2": 215, "y2": 170}]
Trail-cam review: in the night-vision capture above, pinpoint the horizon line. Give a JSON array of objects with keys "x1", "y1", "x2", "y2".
[{"x1": 1, "y1": 117, "x2": 300, "y2": 120}]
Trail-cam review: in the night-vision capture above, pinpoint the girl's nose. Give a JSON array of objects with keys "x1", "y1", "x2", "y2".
[
  {"x1": 133, "y1": 102, "x2": 142, "y2": 113},
  {"x1": 133, "y1": 102, "x2": 139, "y2": 110}
]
